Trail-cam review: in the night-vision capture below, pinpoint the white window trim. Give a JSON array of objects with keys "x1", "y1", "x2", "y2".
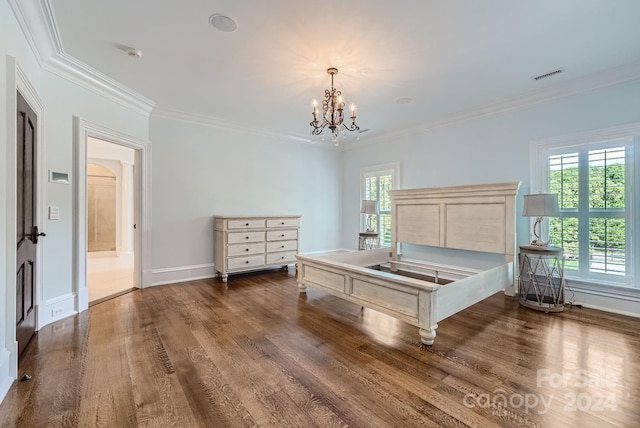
[
  {"x1": 530, "y1": 122, "x2": 640, "y2": 293},
  {"x1": 360, "y1": 162, "x2": 400, "y2": 241}
]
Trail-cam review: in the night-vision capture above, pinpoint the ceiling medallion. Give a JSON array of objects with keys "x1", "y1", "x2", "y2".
[{"x1": 310, "y1": 68, "x2": 360, "y2": 146}]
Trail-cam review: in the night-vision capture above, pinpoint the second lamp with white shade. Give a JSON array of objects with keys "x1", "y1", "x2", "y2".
[
  {"x1": 361, "y1": 200, "x2": 378, "y2": 233},
  {"x1": 522, "y1": 193, "x2": 560, "y2": 247}
]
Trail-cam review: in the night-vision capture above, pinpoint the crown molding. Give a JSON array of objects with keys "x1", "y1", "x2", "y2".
[
  {"x1": 46, "y1": 52, "x2": 155, "y2": 116},
  {"x1": 151, "y1": 106, "x2": 314, "y2": 145},
  {"x1": 351, "y1": 59, "x2": 640, "y2": 149},
  {"x1": 8, "y1": 0, "x2": 61, "y2": 63},
  {"x1": 10, "y1": 0, "x2": 155, "y2": 117}
]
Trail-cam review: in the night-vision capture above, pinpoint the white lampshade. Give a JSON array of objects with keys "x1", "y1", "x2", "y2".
[
  {"x1": 361, "y1": 200, "x2": 378, "y2": 215},
  {"x1": 522, "y1": 194, "x2": 559, "y2": 217}
]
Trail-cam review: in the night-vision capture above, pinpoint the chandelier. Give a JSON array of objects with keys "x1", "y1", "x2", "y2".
[{"x1": 310, "y1": 68, "x2": 360, "y2": 145}]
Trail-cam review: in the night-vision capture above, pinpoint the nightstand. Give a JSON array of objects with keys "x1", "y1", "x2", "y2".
[
  {"x1": 358, "y1": 232, "x2": 379, "y2": 250},
  {"x1": 518, "y1": 245, "x2": 565, "y2": 312}
]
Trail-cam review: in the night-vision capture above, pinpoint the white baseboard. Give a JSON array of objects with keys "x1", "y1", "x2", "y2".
[
  {"x1": 142, "y1": 269, "x2": 153, "y2": 288},
  {"x1": 567, "y1": 283, "x2": 640, "y2": 318},
  {"x1": 38, "y1": 292, "x2": 78, "y2": 329},
  {"x1": 151, "y1": 263, "x2": 216, "y2": 287},
  {"x1": 0, "y1": 347, "x2": 14, "y2": 405},
  {"x1": 150, "y1": 252, "x2": 348, "y2": 287}
]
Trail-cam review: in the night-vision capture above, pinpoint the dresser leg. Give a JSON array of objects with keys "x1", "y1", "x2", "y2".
[
  {"x1": 221, "y1": 273, "x2": 228, "y2": 283},
  {"x1": 298, "y1": 283, "x2": 307, "y2": 293}
]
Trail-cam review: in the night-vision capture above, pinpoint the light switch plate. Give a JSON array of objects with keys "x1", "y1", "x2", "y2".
[{"x1": 49, "y1": 206, "x2": 60, "y2": 220}]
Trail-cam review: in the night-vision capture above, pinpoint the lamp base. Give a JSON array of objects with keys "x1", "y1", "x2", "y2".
[{"x1": 530, "y1": 217, "x2": 551, "y2": 247}]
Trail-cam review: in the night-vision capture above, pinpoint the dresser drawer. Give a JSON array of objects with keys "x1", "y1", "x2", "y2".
[
  {"x1": 267, "y1": 229, "x2": 298, "y2": 241},
  {"x1": 266, "y1": 240, "x2": 297, "y2": 253},
  {"x1": 228, "y1": 231, "x2": 265, "y2": 244},
  {"x1": 227, "y1": 254, "x2": 265, "y2": 270},
  {"x1": 266, "y1": 251, "x2": 298, "y2": 265},
  {"x1": 228, "y1": 242, "x2": 265, "y2": 257},
  {"x1": 266, "y1": 218, "x2": 299, "y2": 228},
  {"x1": 228, "y1": 219, "x2": 266, "y2": 229}
]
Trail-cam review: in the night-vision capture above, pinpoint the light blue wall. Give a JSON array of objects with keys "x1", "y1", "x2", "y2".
[
  {"x1": 343, "y1": 81, "x2": 640, "y2": 254},
  {"x1": 38, "y1": 70, "x2": 149, "y2": 300},
  {"x1": 149, "y1": 115, "x2": 343, "y2": 270}
]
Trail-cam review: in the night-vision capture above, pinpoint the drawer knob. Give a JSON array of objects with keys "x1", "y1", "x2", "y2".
[
  {"x1": 281, "y1": 256, "x2": 284, "y2": 259},
  {"x1": 281, "y1": 234, "x2": 285, "y2": 237},
  {"x1": 281, "y1": 222, "x2": 285, "y2": 225},
  {"x1": 245, "y1": 222, "x2": 249, "y2": 226},
  {"x1": 246, "y1": 248, "x2": 249, "y2": 251},
  {"x1": 281, "y1": 245, "x2": 285, "y2": 248},
  {"x1": 245, "y1": 236, "x2": 249, "y2": 239},
  {"x1": 245, "y1": 260, "x2": 249, "y2": 264}
]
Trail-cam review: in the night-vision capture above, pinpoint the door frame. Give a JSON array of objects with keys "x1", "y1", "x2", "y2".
[
  {"x1": 73, "y1": 117, "x2": 151, "y2": 312},
  {"x1": 3, "y1": 56, "x2": 45, "y2": 383}
]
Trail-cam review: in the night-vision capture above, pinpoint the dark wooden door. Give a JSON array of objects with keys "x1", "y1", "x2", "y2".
[{"x1": 16, "y1": 91, "x2": 39, "y2": 357}]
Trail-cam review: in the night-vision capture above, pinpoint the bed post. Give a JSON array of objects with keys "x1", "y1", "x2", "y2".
[
  {"x1": 297, "y1": 262, "x2": 307, "y2": 293},
  {"x1": 390, "y1": 200, "x2": 399, "y2": 272},
  {"x1": 418, "y1": 290, "x2": 438, "y2": 345},
  {"x1": 504, "y1": 182, "x2": 520, "y2": 296}
]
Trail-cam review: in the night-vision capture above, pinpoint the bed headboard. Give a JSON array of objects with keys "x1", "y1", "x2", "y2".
[{"x1": 388, "y1": 182, "x2": 521, "y2": 257}]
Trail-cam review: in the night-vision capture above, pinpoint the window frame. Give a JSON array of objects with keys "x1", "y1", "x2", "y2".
[
  {"x1": 360, "y1": 162, "x2": 400, "y2": 247},
  {"x1": 530, "y1": 124, "x2": 639, "y2": 289}
]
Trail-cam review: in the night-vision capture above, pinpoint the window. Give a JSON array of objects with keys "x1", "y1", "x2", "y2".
[
  {"x1": 533, "y1": 127, "x2": 639, "y2": 289},
  {"x1": 361, "y1": 162, "x2": 400, "y2": 247}
]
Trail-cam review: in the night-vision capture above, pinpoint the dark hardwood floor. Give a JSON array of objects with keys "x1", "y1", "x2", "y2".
[{"x1": 1, "y1": 270, "x2": 638, "y2": 427}]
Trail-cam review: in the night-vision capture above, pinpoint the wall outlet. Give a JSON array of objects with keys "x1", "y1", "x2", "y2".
[{"x1": 51, "y1": 307, "x2": 63, "y2": 317}]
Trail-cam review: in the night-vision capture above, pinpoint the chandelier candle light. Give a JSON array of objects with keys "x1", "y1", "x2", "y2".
[{"x1": 310, "y1": 68, "x2": 360, "y2": 145}]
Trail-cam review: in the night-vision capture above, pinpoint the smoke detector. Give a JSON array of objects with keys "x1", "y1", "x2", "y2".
[
  {"x1": 126, "y1": 48, "x2": 143, "y2": 59},
  {"x1": 209, "y1": 14, "x2": 239, "y2": 32}
]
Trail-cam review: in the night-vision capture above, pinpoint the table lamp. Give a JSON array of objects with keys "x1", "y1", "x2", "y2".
[
  {"x1": 522, "y1": 193, "x2": 560, "y2": 246},
  {"x1": 361, "y1": 200, "x2": 378, "y2": 233}
]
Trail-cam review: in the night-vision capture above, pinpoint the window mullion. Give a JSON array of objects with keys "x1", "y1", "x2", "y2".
[
  {"x1": 628, "y1": 140, "x2": 637, "y2": 281},
  {"x1": 577, "y1": 150, "x2": 590, "y2": 274},
  {"x1": 376, "y1": 176, "x2": 382, "y2": 234}
]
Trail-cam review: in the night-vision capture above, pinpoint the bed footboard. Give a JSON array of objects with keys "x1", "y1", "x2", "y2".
[{"x1": 296, "y1": 252, "x2": 440, "y2": 345}]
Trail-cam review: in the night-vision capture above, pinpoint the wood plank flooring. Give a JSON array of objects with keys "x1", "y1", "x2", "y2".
[{"x1": 1, "y1": 270, "x2": 638, "y2": 427}]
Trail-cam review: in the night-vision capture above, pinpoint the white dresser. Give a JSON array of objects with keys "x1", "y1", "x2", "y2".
[{"x1": 214, "y1": 215, "x2": 301, "y2": 282}]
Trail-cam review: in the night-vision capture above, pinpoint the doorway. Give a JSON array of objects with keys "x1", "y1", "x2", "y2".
[
  {"x1": 73, "y1": 117, "x2": 151, "y2": 313},
  {"x1": 86, "y1": 138, "x2": 136, "y2": 304}
]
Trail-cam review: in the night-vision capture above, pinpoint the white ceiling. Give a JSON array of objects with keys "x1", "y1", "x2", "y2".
[{"x1": 38, "y1": 1, "x2": 640, "y2": 142}]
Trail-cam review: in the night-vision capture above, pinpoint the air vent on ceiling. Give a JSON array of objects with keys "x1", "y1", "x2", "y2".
[{"x1": 531, "y1": 68, "x2": 564, "y2": 81}]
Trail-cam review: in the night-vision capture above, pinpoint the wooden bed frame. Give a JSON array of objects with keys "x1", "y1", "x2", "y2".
[{"x1": 296, "y1": 181, "x2": 521, "y2": 345}]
